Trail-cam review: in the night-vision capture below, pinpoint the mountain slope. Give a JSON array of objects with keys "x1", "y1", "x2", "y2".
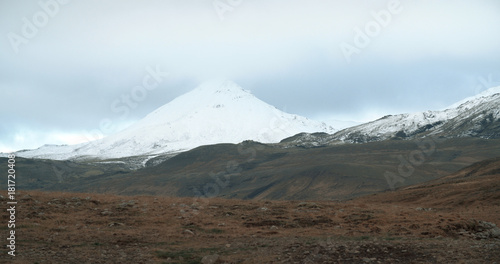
[
  {"x1": 331, "y1": 86, "x2": 500, "y2": 143},
  {"x1": 361, "y1": 156, "x2": 500, "y2": 208},
  {"x1": 22, "y1": 138, "x2": 498, "y2": 200},
  {"x1": 15, "y1": 80, "x2": 334, "y2": 160}
]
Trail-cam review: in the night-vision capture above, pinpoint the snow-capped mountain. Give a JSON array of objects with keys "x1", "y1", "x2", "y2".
[
  {"x1": 15, "y1": 80, "x2": 335, "y2": 160},
  {"x1": 332, "y1": 86, "x2": 500, "y2": 143}
]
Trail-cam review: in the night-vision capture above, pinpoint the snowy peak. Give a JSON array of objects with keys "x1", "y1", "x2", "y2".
[
  {"x1": 117, "y1": 79, "x2": 335, "y2": 148},
  {"x1": 180, "y1": 79, "x2": 254, "y2": 105},
  {"x1": 138, "y1": 79, "x2": 254, "y2": 124},
  {"x1": 15, "y1": 80, "x2": 335, "y2": 160},
  {"x1": 184, "y1": 79, "x2": 254, "y2": 104},
  {"x1": 194, "y1": 79, "x2": 249, "y2": 94}
]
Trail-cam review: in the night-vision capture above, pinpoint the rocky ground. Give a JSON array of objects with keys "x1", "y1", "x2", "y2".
[{"x1": 1, "y1": 191, "x2": 499, "y2": 263}]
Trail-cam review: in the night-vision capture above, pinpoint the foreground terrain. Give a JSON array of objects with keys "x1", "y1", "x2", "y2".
[
  {"x1": 1, "y1": 191, "x2": 498, "y2": 263},
  {"x1": 2, "y1": 158, "x2": 499, "y2": 263}
]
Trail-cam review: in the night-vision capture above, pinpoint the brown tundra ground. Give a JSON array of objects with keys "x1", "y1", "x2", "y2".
[{"x1": 1, "y1": 188, "x2": 499, "y2": 264}]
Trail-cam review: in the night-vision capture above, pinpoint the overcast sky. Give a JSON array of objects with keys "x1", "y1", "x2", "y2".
[{"x1": 1, "y1": 0, "x2": 500, "y2": 152}]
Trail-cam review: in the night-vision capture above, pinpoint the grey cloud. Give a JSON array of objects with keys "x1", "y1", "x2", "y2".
[{"x1": 1, "y1": 0, "x2": 499, "y2": 151}]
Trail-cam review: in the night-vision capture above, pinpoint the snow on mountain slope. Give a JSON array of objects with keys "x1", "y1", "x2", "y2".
[
  {"x1": 430, "y1": 87, "x2": 500, "y2": 139},
  {"x1": 445, "y1": 86, "x2": 500, "y2": 110},
  {"x1": 332, "y1": 86, "x2": 500, "y2": 143},
  {"x1": 14, "y1": 143, "x2": 87, "y2": 160},
  {"x1": 15, "y1": 80, "x2": 335, "y2": 160}
]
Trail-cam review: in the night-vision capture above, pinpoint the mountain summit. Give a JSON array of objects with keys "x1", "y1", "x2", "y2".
[{"x1": 17, "y1": 80, "x2": 335, "y2": 160}]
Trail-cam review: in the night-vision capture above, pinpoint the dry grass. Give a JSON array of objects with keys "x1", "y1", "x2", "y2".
[{"x1": 1, "y1": 189, "x2": 499, "y2": 263}]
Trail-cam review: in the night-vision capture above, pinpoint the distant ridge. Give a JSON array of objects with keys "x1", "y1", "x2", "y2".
[{"x1": 327, "y1": 86, "x2": 500, "y2": 144}]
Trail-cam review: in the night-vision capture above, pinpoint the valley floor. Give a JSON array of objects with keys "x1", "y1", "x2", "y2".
[{"x1": 2, "y1": 191, "x2": 499, "y2": 263}]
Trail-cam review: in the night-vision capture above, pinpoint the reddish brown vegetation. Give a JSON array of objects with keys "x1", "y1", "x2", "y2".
[
  {"x1": 1, "y1": 188, "x2": 498, "y2": 263},
  {"x1": 2, "y1": 158, "x2": 499, "y2": 263}
]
